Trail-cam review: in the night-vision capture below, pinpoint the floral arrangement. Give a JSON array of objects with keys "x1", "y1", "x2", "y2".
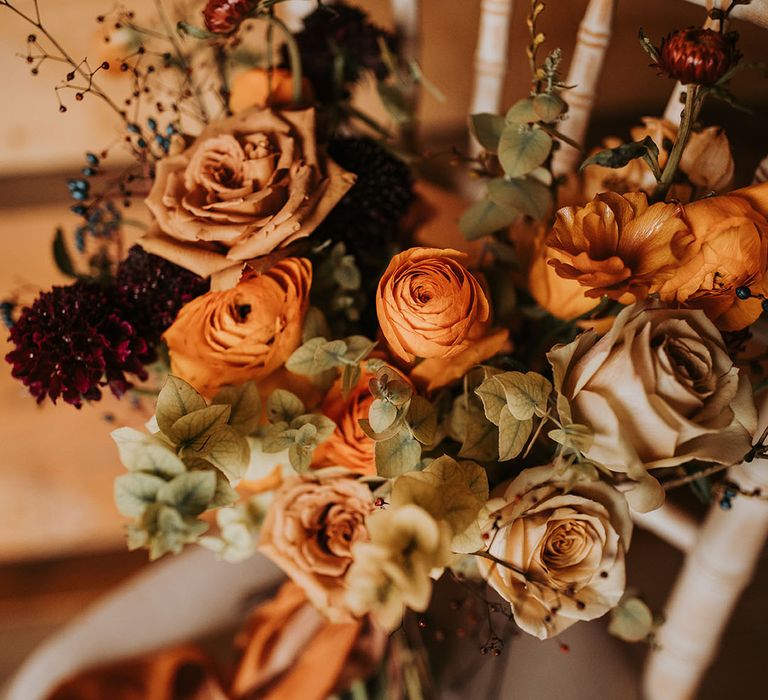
[{"x1": 4, "y1": 0, "x2": 768, "y2": 696}]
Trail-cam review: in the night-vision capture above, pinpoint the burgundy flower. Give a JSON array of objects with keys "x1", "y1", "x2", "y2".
[
  {"x1": 5, "y1": 282, "x2": 149, "y2": 408},
  {"x1": 203, "y1": 0, "x2": 254, "y2": 35},
  {"x1": 656, "y1": 28, "x2": 740, "y2": 86},
  {"x1": 115, "y1": 246, "x2": 208, "y2": 359}
]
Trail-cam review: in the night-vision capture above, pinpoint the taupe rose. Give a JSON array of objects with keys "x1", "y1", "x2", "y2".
[
  {"x1": 477, "y1": 465, "x2": 632, "y2": 639},
  {"x1": 142, "y1": 108, "x2": 355, "y2": 286},
  {"x1": 548, "y1": 302, "x2": 757, "y2": 510},
  {"x1": 258, "y1": 469, "x2": 374, "y2": 622}
]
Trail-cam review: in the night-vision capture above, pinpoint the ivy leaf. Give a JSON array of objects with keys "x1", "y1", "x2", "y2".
[
  {"x1": 168, "y1": 404, "x2": 231, "y2": 446},
  {"x1": 111, "y1": 428, "x2": 186, "y2": 478},
  {"x1": 498, "y1": 408, "x2": 533, "y2": 461},
  {"x1": 487, "y1": 176, "x2": 552, "y2": 220},
  {"x1": 498, "y1": 124, "x2": 552, "y2": 178},
  {"x1": 212, "y1": 382, "x2": 261, "y2": 436},
  {"x1": 375, "y1": 432, "x2": 422, "y2": 477},
  {"x1": 156, "y1": 376, "x2": 206, "y2": 436},
  {"x1": 157, "y1": 471, "x2": 217, "y2": 517},
  {"x1": 495, "y1": 371, "x2": 552, "y2": 420},
  {"x1": 469, "y1": 112, "x2": 506, "y2": 152},
  {"x1": 608, "y1": 596, "x2": 655, "y2": 643},
  {"x1": 580, "y1": 136, "x2": 660, "y2": 179},
  {"x1": 266, "y1": 389, "x2": 306, "y2": 424},
  {"x1": 459, "y1": 198, "x2": 518, "y2": 240},
  {"x1": 406, "y1": 395, "x2": 437, "y2": 445},
  {"x1": 114, "y1": 472, "x2": 166, "y2": 518}
]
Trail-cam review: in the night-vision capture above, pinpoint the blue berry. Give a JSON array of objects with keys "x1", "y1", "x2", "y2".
[
  {"x1": 735, "y1": 286, "x2": 752, "y2": 300},
  {"x1": 147, "y1": 117, "x2": 158, "y2": 132},
  {"x1": 127, "y1": 123, "x2": 140, "y2": 134},
  {"x1": 85, "y1": 152, "x2": 99, "y2": 166}
]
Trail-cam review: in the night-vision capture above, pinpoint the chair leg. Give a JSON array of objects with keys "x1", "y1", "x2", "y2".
[{"x1": 642, "y1": 457, "x2": 768, "y2": 700}]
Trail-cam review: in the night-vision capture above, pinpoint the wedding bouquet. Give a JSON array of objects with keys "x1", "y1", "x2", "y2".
[{"x1": 4, "y1": 0, "x2": 768, "y2": 696}]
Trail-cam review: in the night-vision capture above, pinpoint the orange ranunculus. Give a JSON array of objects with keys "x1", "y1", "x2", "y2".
[
  {"x1": 229, "y1": 67, "x2": 314, "y2": 113},
  {"x1": 658, "y1": 182, "x2": 768, "y2": 330},
  {"x1": 546, "y1": 191, "x2": 694, "y2": 300},
  {"x1": 142, "y1": 108, "x2": 354, "y2": 287},
  {"x1": 163, "y1": 257, "x2": 311, "y2": 397},
  {"x1": 313, "y1": 372, "x2": 376, "y2": 475},
  {"x1": 376, "y1": 248, "x2": 509, "y2": 377}
]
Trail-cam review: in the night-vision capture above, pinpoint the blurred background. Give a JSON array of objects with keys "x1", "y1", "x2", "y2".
[{"x1": 1, "y1": 0, "x2": 767, "y2": 697}]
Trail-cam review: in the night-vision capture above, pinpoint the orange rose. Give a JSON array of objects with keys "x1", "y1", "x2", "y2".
[
  {"x1": 313, "y1": 372, "x2": 376, "y2": 475},
  {"x1": 658, "y1": 182, "x2": 768, "y2": 331},
  {"x1": 258, "y1": 470, "x2": 374, "y2": 621},
  {"x1": 376, "y1": 248, "x2": 509, "y2": 389},
  {"x1": 546, "y1": 191, "x2": 695, "y2": 300},
  {"x1": 229, "y1": 67, "x2": 314, "y2": 113},
  {"x1": 142, "y1": 108, "x2": 354, "y2": 286},
  {"x1": 163, "y1": 257, "x2": 311, "y2": 397}
]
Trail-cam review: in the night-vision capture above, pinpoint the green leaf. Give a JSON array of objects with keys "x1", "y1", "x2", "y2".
[
  {"x1": 261, "y1": 429, "x2": 297, "y2": 453},
  {"x1": 210, "y1": 473, "x2": 239, "y2": 508},
  {"x1": 156, "y1": 376, "x2": 206, "y2": 437},
  {"x1": 375, "y1": 433, "x2": 422, "y2": 478},
  {"x1": 157, "y1": 471, "x2": 217, "y2": 517},
  {"x1": 266, "y1": 389, "x2": 306, "y2": 424},
  {"x1": 450, "y1": 396, "x2": 499, "y2": 462},
  {"x1": 369, "y1": 398, "x2": 398, "y2": 433},
  {"x1": 212, "y1": 382, "x2": 261, "y2": 436},
  {"x1": 498, "y1": 125, "x2": 553, "y2": 178},
  {"x1": 334, "y1": 256, "x2": 362, "y2": 290},
  {"x1": 548, "y1": 423, "x2": 594, "y2": 453},
  {"x1": 487, "y1": 176, "x2": 552, "y2": 220},
  {"x1": 580, "y1": 136, "x2": 660, "y2": 178},
  {"x1": 532, "y1": 93, "x2": 567, "y2": 122},
  {"x1": 288, "y1": 442, "x2": 313, "y2": 472},
  {"x1": 292, "y1": 414, "x2": 336, "y2": 442},
  {"x1": 52, "y1": 227, "x2": 77, "y2": 279},
  {"x1": 377, "y1": 82, "x2": 412, "y2": 124},
  {"x1": 608, "y1": 597, "x2": 655, "y2": 643},
  {"x1": 200, "y1": 426, "x2": 250, "y2": 481},
  {"x1": 495, "y1": 371, "x2": 552, "y2": 420},
  {"x1": 406, "y1": 396, "x2": 437, "y2": 445},
  {"x1": 342, "y1": 363, "x2": 361, "y2": 398},
  {"x1": 475, "y1": 376, "x2": 506, "y2": 425},
  {"x1": 302, "y1": 307, "x2": 331, "y2": 343},
  {"x1": 114, "y1": 472, "x2": 166, "y2": 518},
  {"x1": 469, "y1": 112, "x2": 506, "y2": 152},
  {"x1": 344, "y1": 336, "x2": 376, "y2": 362},
  {"x1": 505, "y1": 98, "x2": 538, "y2": 124},
  {"x1": 285, "y1": 337, "x2": 327, "y2": 376},
  {"x1": 168, "y1": 404, "x2": 231, "y2": 446},
  {"x1": 176, "y1": 20, "x2": 219, "y2": 39},
  {"x1": 459, "y1": 198, "x2": 518, "y2": 240},
  {"x1": 498, "y1": 408, "x2": 533, "y2": 461},
  {"x1": 111, "y1": 428, "x2": 186, "y2": 478}
]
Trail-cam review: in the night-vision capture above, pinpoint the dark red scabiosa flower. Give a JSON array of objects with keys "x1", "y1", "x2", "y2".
[
  {"x1": 5, "y1": 281, "x2": 150, "y2": 408},
  {"x1": 115, "y1": 245, "x2": 209, "y2": 359},
  {"x1": 656, "y1": 28, "x2": 740, "y2": 85},
  {"x1": 203, "y1": 0, "x2": 254, "y2": 35}
]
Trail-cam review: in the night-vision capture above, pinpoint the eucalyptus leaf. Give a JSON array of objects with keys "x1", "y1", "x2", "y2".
[
  {"x1": 285, "y1": 337, "x2": 327, "y2": 376},
  {"x1": 114, "y1": 472, "x2": 166, "y2": 518},
  {"x1": 157, "y1": 470, "x2": 217, "y2": 517},
  {"x1": 469, "y1": 112, "x2": 506, "y2": 152},
  {"x1": 487, "y1": 176, "x2": 552, "y2": 220},
  {"x1": 210, "y1": 473, "x2": 239, "y2": 509},
  {"x1": 342, "y1": 363, "x2": 362, "y2": 398},
  {"x1": 369, "y1": 398, "x2": 398, "y2": 434},
  {"x1": 498, "y1": 408, "x2": 533, "y2": 461},
  {"x1": 201, "y1": 425, "x2": 250, "y2": 481},
  {"x1": 532, "y1": 93, "x2": 568, "y2": 122},
  {"x1": 302, "y1": 307, "x2": 331, "y2": 342},
  {"x1": 344, "y1": 336, "x2": 376, "y2": 362},
  {"x1": 267, "y1": 389, "x2": 306, "y2": 424},
  {"x1": 212, "y1": 382, "x2": 261, "y2": 436},
  {"x1": 475, "y1": 376, "x2": 506, "y2": 426},
  {"x1": 608, "y1": 597, "x2": 655, "y2": 643},
  {"x1": 406, "y1": 395, "x2": 437, "y2": 446},
  {"x1": 505, "y1": 98, "x2": 538, "y2": 124},
  {"x1": 450, "y1": 396, "x2": 499, "y2": 462},
  {"x1": 111, "y1": 428, "x2": 186, "y2": 478},
  {"x1": 261, "y1": 430, "x2": 298, "y2": 453},
  {"x1": 292, "y1": 414, "x2": 336, "y2": 442},
  {"x1": 498, "y1": 125, "x2": 553, "y2": 178},
  {"x1": 156, "y1": 376, "x2": 206, "y2": 436},
  {"x1": 168, "y1": 404, "x2": 231, "y2": 446},
  {"x1": 375, "y1": 432, "x2": 422, "y2": 478},
  {"x1": 459, "y1": 198, "x2": 518, "y2": 240}
]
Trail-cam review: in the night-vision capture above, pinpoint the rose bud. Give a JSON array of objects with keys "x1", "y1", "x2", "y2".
[
  {"x1": 203, "y1": 0, "x2": 254, "y2": 35},
  {"x1": 656, "y1": 28, "x2": 740, "y2": 86}
]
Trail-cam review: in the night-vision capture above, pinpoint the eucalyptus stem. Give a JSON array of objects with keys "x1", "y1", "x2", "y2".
[
  {"x1": 653, "y1": 84, "x2": 700, "y2": 200},
  {"x1": 660, "y1": 461, "x2": 732, "y2": 490},
  {"x1": 259, "y1": 13, "x2": 303, "y2": 104}
]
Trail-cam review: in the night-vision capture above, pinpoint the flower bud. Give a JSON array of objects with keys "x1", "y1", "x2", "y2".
[{"x1": 657, "y1": 28, "x2": 740, "y2": 86}]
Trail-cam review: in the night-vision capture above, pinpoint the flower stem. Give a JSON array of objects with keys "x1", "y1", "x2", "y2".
[{"x1": 653, "y1": 84, "x2": 700, "y2": 200}]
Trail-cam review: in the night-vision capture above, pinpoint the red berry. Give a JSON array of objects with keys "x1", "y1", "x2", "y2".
[
  {"x1": 203, "y1": 0, "x2": 254, "y2": 35},
  {"x1": 656, "y1": 28, "x2": 740, "y2": 86}
]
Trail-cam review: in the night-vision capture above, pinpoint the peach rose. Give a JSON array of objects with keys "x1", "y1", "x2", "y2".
[
  {"x1": 229, "y1": 67, "x2": 314, "y2": 113},
  {"x1": 658, "y1": 182, "x2": 768, "y2": 331},
  {"x1": 142, "y1": 108, "x2": 355, "y2": 286},
  {"x1": 376, "y1": 248, "x2": 509, "y2": 389},
  {"x1": 548, "y1": 302, "x2": 757, "y2": 511},
  {"x1": 478, "y1": 465, "x2": 632, "y2": 639},
  {"x1": 313, "y1": 372, "x2": 376, "y2": 475},
  {"x1": 546, "y1": 191, "x2": 694, "y2": 300},
  {"x1": 163, "y1": 257, "x2": 311, "y2": 397},
  {"x1": 258, "y1": 470, "x2": 374, "y2": 621}
]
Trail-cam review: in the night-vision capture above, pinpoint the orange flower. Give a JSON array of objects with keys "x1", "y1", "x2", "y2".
[
  {"x1": 313, "y1": 372, "x2": 376, "y2": 475},
  {"x1": 546, "y1": 191, "x2": 694, "y2": 300},
  {"x1": 163, "y1": 257, "x2": 311, "y2": 397},
  {"x1": 229, "y1": 67, "x2": 314, "y2": 113},
  {"x1": 658, "y1": 182, "x2": 768, "y2": 330},
  {"x1": 376, "y1": 248, "x2": 509, "y2": 382}
]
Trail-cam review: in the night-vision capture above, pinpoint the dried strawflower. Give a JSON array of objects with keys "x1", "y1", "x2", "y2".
[
  {"x1": 203, "y1": 0, "x2": 254, "y2": 35},
  {"x1": 656, "y1": 28, "x2": 740, "y2": 86}
]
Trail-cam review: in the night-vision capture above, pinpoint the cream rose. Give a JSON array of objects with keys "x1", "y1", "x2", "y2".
[
  {"x1": 258, "y1": 470, "x2": 374, "y2": 621},
  {"x1": 142, "y1": 108, "x2": 355, "y2": 286},
  {"x1": 477, "y1": 465, "x2": 632, "y2": 639},
  {"x1": 548, "y1": 302, "x2": 757, "y2": 510}
]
